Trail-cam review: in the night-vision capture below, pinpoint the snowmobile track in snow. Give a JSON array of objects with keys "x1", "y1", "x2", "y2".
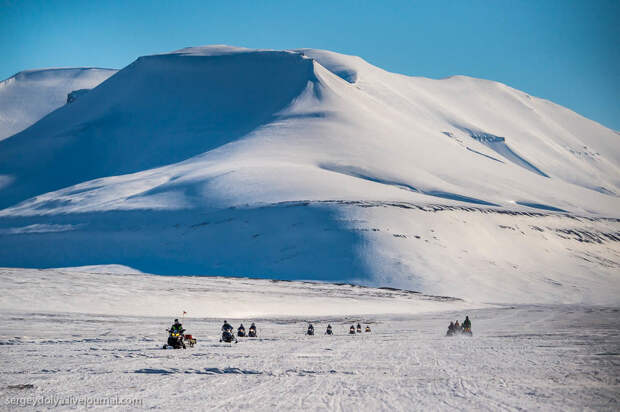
[{"x1": 1, "y1": 304, "x2": 618, "y2": 411}]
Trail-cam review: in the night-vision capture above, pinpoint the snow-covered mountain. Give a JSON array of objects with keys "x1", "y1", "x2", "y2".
[
  {"x1": 0, "y1": 67, "x2": 117, "y2": 141},
  {"x1": 0, "y1": 46, "x2": 618, "y2": 304}
]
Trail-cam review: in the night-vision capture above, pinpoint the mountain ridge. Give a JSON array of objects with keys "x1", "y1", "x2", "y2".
[
  {"x1": 0, "y1": 45, "x2": 618, "y2": 303},
  {"x1": 0, "y1": 67, "x2": 117, "y2": 141}
]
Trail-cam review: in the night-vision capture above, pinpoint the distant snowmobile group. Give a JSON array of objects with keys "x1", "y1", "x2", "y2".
[
  {"x1": 164, "y1": 315, "x2": 472, "y2": 349},
  {"x1": 220, "y1": 320, "x2": 258, "y2": 343},
  {"x1": 446, "y1": 315, "x2": 473, "y2": 337},
  {"x1": 166, "y1": 319, "x2": 374, "y2": 348},
  {"x1": 163, "y1": 319, "x2": 258, "y2": 349},
  {"x1": 307, "y1": 322, "x2": 371, "y2": 336}
]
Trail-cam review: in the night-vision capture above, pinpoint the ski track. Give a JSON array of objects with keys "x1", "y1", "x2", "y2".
[{"x1": 0, "y1": 306, "x2": 619, "y2": 411}]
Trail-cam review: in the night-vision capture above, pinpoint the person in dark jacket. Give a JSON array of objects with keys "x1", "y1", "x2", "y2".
[
  {"x1": 222, "y1": 320, "x2": 233, "y2": 332},
  {"x1": 166, "y1": 319, "x2": 186, "y2": 348},
  {"x1": 446, "y1": 321, "x2": 455, "y2": 336},
  {"x1": 463, "y1": 316, "x2": 471, "y2": 330},
  {"x1": 169, "y1": 319, "x2": 185, "y2": 334}
]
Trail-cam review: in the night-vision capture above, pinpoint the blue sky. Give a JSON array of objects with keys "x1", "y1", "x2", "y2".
[{"x1": 1, "y1": 0, "x2": 618, "y2": 129}]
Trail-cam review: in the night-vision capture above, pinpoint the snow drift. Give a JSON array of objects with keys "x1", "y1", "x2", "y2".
[
  {"x1": 0, "y1": 46, "x2": 618, "y2": 304},
  {"x1": 0, "y1": 266, "x2": 480, "y2": 318}
]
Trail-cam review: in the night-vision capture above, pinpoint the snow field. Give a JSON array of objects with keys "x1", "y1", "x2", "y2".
[
  {"x1": 0, "y1": 267, "x2": 618, "y2": 410},
  {"x1": 1, "y1": 305, "x2": 618, "y2": 411}
]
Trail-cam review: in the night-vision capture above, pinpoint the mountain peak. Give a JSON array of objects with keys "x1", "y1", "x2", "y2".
[
  {"x1": 0, "y1": 67, "x2": 117, "y2": 141},
  {"x1": 0, "y1": 46, "x2": 618, "y2": 301}
]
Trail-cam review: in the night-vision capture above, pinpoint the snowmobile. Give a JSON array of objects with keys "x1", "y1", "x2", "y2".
[
  {"x1": 248, "y1": 326, "x2": 257, "y2": 337},
  {"x1": 237, "y1": 327, "x2": 246, "y2": 337},
  {"x1": 356, "y1": 324, "x2": 362, "y2": 333},
  {"x1": 220, "y1": 330, "x2": 238, "y2": 343},
  {"x1": 462, "y1": 317, "x2": 472, "y2": 336},
  {"x1": 163, "y1": 330, "x2": 186, "y2": 349},
  {"x1": 446, "y1": 322, "x2": 457, "y2": 337},
  {"x1": 365, "y1": 326, "x2": 371, "y2": 333},
  {"x1": 307, "y1": 325, "x2": 315, "y2": 336},
  {"x1": 349, "y1": 326, "x2": 356, "y2": 335}
]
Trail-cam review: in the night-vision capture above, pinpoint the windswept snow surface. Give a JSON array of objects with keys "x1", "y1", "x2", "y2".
[
  {"x1": 0, "y1": 267, "x2": 479, "y2": 318},
  {"x1": 0, "y1": 268, "x2": 618, "y2": 411},
  {"x1": 0, "y1": 68, "x2": 117, "y2": 140},
  {"x1": 0, "y1": 45, "x2": 618, "y2": 303}
]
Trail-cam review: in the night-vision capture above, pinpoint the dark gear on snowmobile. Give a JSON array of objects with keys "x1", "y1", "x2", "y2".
[
  {"x1": 220, "y1": 330, "x2": 237, "y2": 343},
  {"x1": 163, "y1": 318, "x2": 187, "y2": 349},
  {"x1": 446, "y1": 321, "x2": 456, "y2": 337},
  {"x1": 164, "y1": 329, "x2": 186, "y2": 349},
  {"x1": 462, "y1": 316, "x2": 473, "y2": 336},
  {"x1": 222, "y1": 321, "x2": 233, "y2": 332},
  {"x1": 170, "y1": 319, "x2": 184, "y2": 333},
  {"x1": 248, "y1": 323, "x2": 257, "y2": 337}
]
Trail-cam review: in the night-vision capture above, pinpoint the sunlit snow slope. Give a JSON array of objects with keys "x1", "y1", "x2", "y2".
[
  {"x1": 0, "y1": 46, "x2": 618, "y2": 304},
  {"x1": 0, "y1": 67, "x2": 117, "y2": 141}
]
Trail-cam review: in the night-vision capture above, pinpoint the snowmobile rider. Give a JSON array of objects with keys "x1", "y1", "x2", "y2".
[
  {"x1": 454, "y1": 320, "x2": 461, "y2": 331},
  {"x1": 307, "y1": 324, "x2": 314, "y2": 334},
  {"x1": 238, "y1": 323, "x2": 245, "y2": 332},
  {"x1": 326, "y1": 324, "x2": 333, "y2": 334},
  {"x1": 350, "y1": 325, "x2": 356, "y2": 334},
  {"x1": 222, "y1": 320, "x2": 233, "y2": 332},
  {"x1": 463, "y1": 316, "x2": 471, "y2": 330},
  {"x1": 365, "y1": 325, "x2": 371, "y2": 332},
  {"x1": 250, "y1": 322, "x2": 257, "y2": 332},
  {"x1": 169, "y1": 319, "x2": 185, "y2": 334}
]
